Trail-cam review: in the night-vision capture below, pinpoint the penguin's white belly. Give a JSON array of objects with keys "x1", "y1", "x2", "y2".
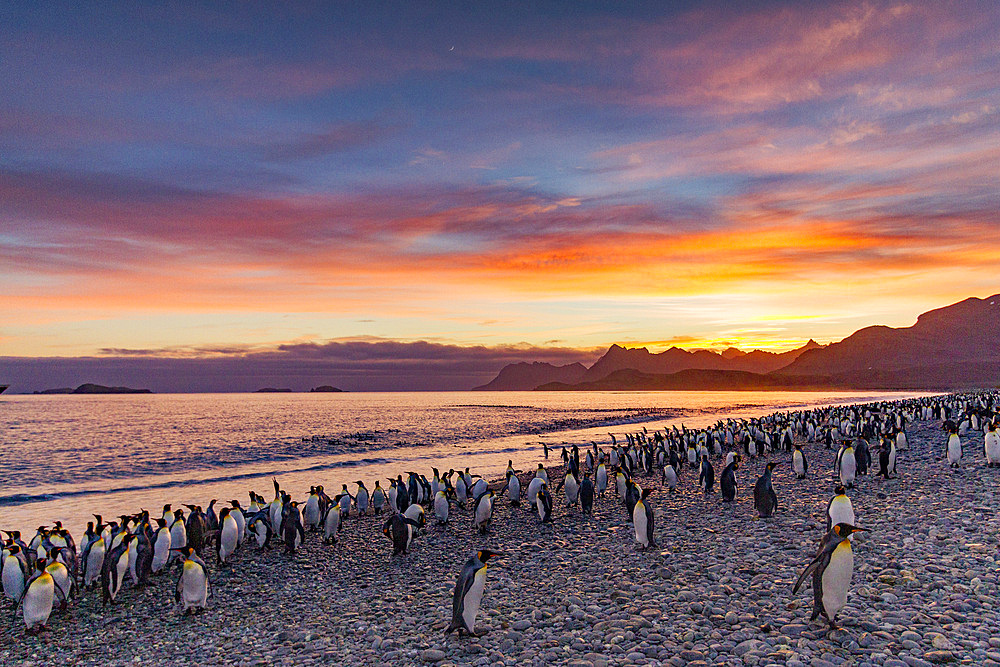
[
  {"x1": 220, "y1": 522, "x2": 238, "y2": 561},
  {"x1": 536, "y1": 497, "x2": 546, "y2": 521},
  {"x1": 596, "y1": 469, "x2": 607, "y2": 493},
  {"x1": 128, "y1": 544, "x2": 138, "y2": 582},
  {"x1": 153, "y1": 532, "x2": 171, "y2": 572},
  {"x1": 508, "y1": 476, "x2": 520, "y2": 503},
  {"x1": 435, "y1": 495, "x2": 449, "y2": 522},
  {"x1": 633, "y1": 502, "x2": 648, "y2": 546},
  {"x1": 47, "y1": 564, "x2": 71, "y2": 601},
  {"x1": 947, "y1": 435, "x2": 962, "y2": 463},
  {"x1": 828, "y1": 497, "x2": 856, "y2": 541},
  {"x1": 566, "y1": 479, "x2": 579, "y2": 505},
  {"x1": 23, "y1": 576, "x2": 54, "y2": 628},
  {"x1": 303, "y1": 499, "x2": 320, "y2": 527},
  {"x1": 985, "y1": 433, "x2": 1000, "y2": 462},
  {"x1": 665, "y1": 466, "x2": 678, "y2": 489},
  {"x1": 888, "y1": 445, "x2": 897, "y2": 473},
  {"x1": 170, "y1": 524, "x2": 187, "y2": 553},
  {"x1": 527, "y1": 478, "x2": 542, "y2": 507},
  {"x1": 462, "y1": 567, "x2": 487, "y2": 632},
  {"x1": 725, "y1": 452, "x2": 735, "y2": 467},
  {"x1": 793, "y1": 451, "x2": 805, "y2": 476},
  {"x1": 896, "y1": 432, "x2": 907, "y2": 450},
  {"x1": 324, "y1": 508, "x2": 340, "y2": 539},
  {"x1": 3, "y1": 560, "x2": 24, "y2": 600},
  {"x1": 822, "y1": 542, "x2": 853, "y2": 619},
  {"x1": 475, "y1": 499, "x2": 491, "y2": 526},
  {"x1": 85, "y1": 544, "x2": 105, "y2": 585},
  {"x1": 181, "y1": 562, "x2": 208, "y2": 609},
  {"x1": 840, "y1": 454, "x2": 856, "y2": 484}
]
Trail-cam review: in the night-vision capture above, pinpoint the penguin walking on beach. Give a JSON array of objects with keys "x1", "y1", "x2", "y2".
[
  {"x1": 500, "y1": 466, "x2": 521, "y2": 506},
  {"x1": 446, "y1": 550, "x2": 504, "y2": 638},
  {"x1": 663, "y1": 462, "x2": 678, "y2": 493},
  {"x1": 151, "y1": 519, "x2": 171, "y2": 573},
  {"x1": 101, "y1": 534, "x2": 132, "y2": 605},
  {"x1": 372, "y1": 481, "x2": 387, "y2": 515},
  {"x1": 877, "y1": 437, "x2": 897, "y2": 479},
  {"x1": 698, "y1": 455, "x2": 715, "y2": 494},
  {"x1": 44, "y1": 551, "x2": 74, "y2": 611},
  {"x1": 174, "y1": 546, "x2": 210, "y2": 614},
  {"x1": 793, "y1": 444, "x2": 808, "y2": 479},
  {"x1": 986, "y1": 422, "x2": 1000, "y2": 467},
  {"x1": 280, "y1": 502, "x2": 305, "y2": 555},
  {"x1": 3, "y1": 544, "x2": 26, "y2": 602},
  {"x1": 303, "y1": 487, "x2": 322, "y2": 531},
  {"x1": 721, "y1": 457, "x2": 739, "y2": 502},
  {"x1": 580, "y1": 473, "x2": 595, "y2": 515},
  {"x1": 753, "y1": 461, "x2": 779, "y2": 518},
  {"x1": 216, "y1": 507, "x2": 238, "y2": 565},
  {"x1": 839, "y1": 444, "x2": 857, "y2": 488},
  {"x1": 434, "y1": 489, "x2": 453, "y2": 524},
  {"x1": 17, "y1": 559, "x2": 56, "y2": 634},
  {"x1": 792, "y1": 523, "x2": 868, "y2": 629},
  {"x1": 473, "y1": 490, "x2": 495, "y2": 535},
  {"x1": 595, "y1": 463, "x2": 608, "y2": 496},
  {"x1": 355, "y1": 481, "x2": 370, "y2": 515},
  {"x1": 633, "y1": 488, "x2": 656, "y2": 550},
  {"x1": 537, "y1": 482, "x2": 553, "y2": 523},
  {"x1": 322, "y1": 503, "x2": 342, "y2": 545},
  {"x1": 946, "y1": 427, "x2": 962, "y2": 468},
  {"x1": 383, "y1": 514, "x2": 421, "y2": 556}
]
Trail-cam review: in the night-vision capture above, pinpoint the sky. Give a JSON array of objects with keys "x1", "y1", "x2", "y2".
[{"x1": 1, "y1": 1, "x2": 999, "y2": 390}]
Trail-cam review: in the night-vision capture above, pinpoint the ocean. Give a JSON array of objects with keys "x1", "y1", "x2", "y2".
[{"x1": 0, "y1": 390, "x2": 927, "y2": 535}]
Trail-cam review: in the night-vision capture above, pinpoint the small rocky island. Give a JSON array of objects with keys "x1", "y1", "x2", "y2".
[
  {"x1": 309, "y1": 385, "x2": 344, "y2": 392},
  {"x1": 255, "y1": 387, "x2": 293, "y2": 393},
  {"x1": 35, "y1": 384, "x2": 152, "y2": 394}
]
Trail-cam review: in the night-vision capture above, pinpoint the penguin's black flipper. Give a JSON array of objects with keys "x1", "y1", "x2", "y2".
[{"x1": 792, "y1": 556, "x2": 823, "y2": 594}]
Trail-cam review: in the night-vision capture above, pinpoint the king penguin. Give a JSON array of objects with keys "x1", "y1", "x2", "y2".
[
  {"x1": 446, "y1": 550, "x2": 504, "y2": 637},
  {"x1": 986, "y1": 422, "x2": 1000, "y2": 467},
  {"x1": 18, "y1": 559, "x2": 55, "y2": 634},
  {"x1": 216, "y1": 507, "x2": 239, "y2": 565},
  {"x1": 473, "y1": 490, "x2": 495, "y2": 535},
  {"x1": 792, "y1": 523, "x2": 868, "y2": 629},
  {"x1": 946, "y1": 427, "x2": 962, "y2": 468},
  {"x1": 721, "y1": 457, "x2": 739, "y2": 502},
  {"x1": 698, "y1": 455, "x2": 715, "y2": 494},
  {"x1": 753, "y1": 461, "x2": 779, "y2": 518},
  {"x1": 839, "y1": 443, "x2": 857, "y2": 488},
  {"x1": 633, "y1": 488, "x2": 656, "y2": 550},
  {"x1": 793, "y1": 444, "x2": 808, "y2": 479},
  {"x1": 174, "y1": 546, "x2": 211, "y2": 614},
  {"x1": 383, "y1": 514, "x2": 421, "y2": 556}
]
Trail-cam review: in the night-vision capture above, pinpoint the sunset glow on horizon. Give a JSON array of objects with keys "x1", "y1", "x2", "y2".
[{"x1": 2, "y1": 1, "x2": 998, "y2": 360}]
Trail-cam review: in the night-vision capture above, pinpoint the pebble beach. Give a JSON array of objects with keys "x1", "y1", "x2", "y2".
[{"x1": 3, "y1": 402, "x2": 999, "y2": 667}]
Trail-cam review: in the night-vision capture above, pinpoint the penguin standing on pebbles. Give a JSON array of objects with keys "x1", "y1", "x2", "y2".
[
  {"x1": 17, "y1": 559, "x2": 55, "y2": 634},
  {"x1": 793, "y1": 523, "x2": 868, "y2": 629},
  {"x1": 174, "y1": 546, "x2": 210, "y2": 614},
  {"x1": 721, "y1": 457, "x2": 739, "y2": 502},
  {"x1": 877, "y1": 437, "x2": 896, "y2": 479},
  {"x1": 280, "y1": 502, "x2": 305, "y2": 555},
  {"x1": 753, "y1": 461, "x2": 779, "y2": 518},
  {"x1": 986, "y1": 422, "x2": 1000, "y2": 467},
  {"x1": 839, "y1": 443, "x2": 857, "y2": 488},
  {"x1": 946, "y1": 426, "x2": 962, "y2": 468},
  {"x1": 446, "y1": 550, "x2": 504, "y2": 637},
  {"x1": 793, "y1": 445, "x2": 808, "y2": 479},
  {"x1": 698, "y1": 455, "x2": 715, "y2": 494},
  {"x1": 537, "y1": 482, "x2": 553, "y2": 523},
  {"x1": 580, "y1": 473, "x2": 594, "y2": 515},
  {"x1": 633, "y1": 488, "x2": 656, "y2": 550},
  {"x1": 382, "y1": 514, "x2": 421, "y2": 556}
]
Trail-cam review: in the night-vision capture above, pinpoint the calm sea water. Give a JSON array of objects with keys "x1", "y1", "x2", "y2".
[{"x1": 0, "y1": 390, "x2": 925, "y2": 534}]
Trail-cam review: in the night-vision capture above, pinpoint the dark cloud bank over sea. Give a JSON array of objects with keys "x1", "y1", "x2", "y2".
[{"x1": 0, "y1": 340, "x2": 603, "y2": 393}]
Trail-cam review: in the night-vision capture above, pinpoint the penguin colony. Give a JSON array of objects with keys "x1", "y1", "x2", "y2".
[{"x1": 3, "y1": 391, "x2": 997, "y2": 641}]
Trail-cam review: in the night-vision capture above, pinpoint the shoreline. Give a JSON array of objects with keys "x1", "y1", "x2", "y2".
[
  {"x1": 4, "y1": 392, "x2": 998, "y2": 666},
  {"x1": 0, "y1": 391, "x2": 931, "y2": 537}
]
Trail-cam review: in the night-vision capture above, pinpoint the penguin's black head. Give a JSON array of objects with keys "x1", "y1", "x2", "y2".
[
  {"x1": 834, "y1": 485, "x2": 846, "y2": 495},
  {"x1": 833, "y1": 523, "x2": 868, "y2": 538},
  {"x1": 219, "y1": 507, "x2": 231, "y2": 519},
  {"x1": 478, "y1": 549, "x2": 505, "y2": 563},
  {"x1": 155, "y1": 518, "x2": 166, "y2": 528},
  {"x1": 766, "y1": 461, "x2": 779, "y2": 470}
]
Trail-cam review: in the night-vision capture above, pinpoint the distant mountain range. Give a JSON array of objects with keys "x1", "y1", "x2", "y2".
[{"x1": 476, "y1": 294, "x2": 1000, "y2": 391}]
